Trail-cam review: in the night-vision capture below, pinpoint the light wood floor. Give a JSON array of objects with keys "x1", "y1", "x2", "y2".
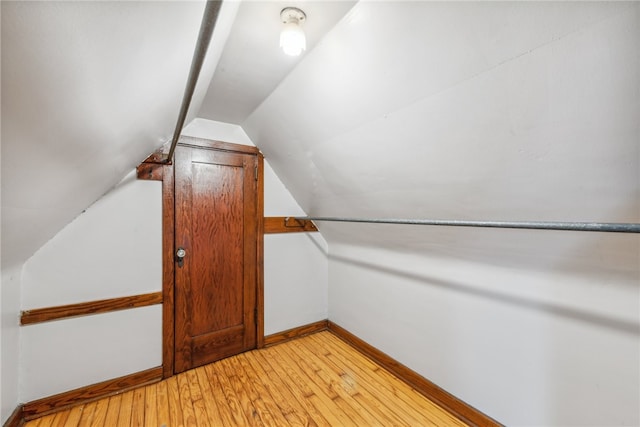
[{"x1": 25, "y1": 331, "x2": 467, "y2": 426}]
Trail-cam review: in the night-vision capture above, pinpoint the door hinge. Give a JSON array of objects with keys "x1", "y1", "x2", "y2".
[
  {"x1": 254, "y1": 308, "x2": 258, "y2": 326},
  {"x1": 254, "y1": 165, "x2": 258, "y2": 181}
]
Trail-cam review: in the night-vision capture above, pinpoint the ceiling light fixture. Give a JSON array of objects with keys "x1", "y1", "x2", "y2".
[{"x1": 280, "y1": 7, "x2": 306, "y2": 56}]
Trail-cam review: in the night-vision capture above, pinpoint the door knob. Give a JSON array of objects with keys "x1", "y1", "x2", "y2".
[{"x1": 176, "y1": 247, "x2": 186, "y2": 267}]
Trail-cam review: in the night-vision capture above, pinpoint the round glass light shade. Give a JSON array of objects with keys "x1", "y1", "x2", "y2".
[{"x1": 280, "y1": 22, "x2": 306, "y2": 56}]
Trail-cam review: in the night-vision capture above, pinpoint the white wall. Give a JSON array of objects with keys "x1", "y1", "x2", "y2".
[
  {"x1": 20, "y1": 306, "x2": 161, "y2": 402},
  {"x1": 183, "y1": 119, "x2": 329, "y2": 335},
  {"x1": 1, "y1": 266, "x2": 22, "y2": 423},
  {"x1": 329, "y1": 239, "x2": 639, "y2": 426},
  {"x1": 262, "y1": 165, "x2": 328, "y2": 335},
  {"x1": 243, "y1": 2, "x2": 639, "y2": 425},
  {"x1": 19, "y1": 173, "x2": 162, "y2": 402}
]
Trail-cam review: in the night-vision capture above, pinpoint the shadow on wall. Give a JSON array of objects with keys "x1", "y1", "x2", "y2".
[
  {"x1": 318, "y1": 220, "x2": 640, "y2": 280},
  {"x1": 329, "y1": 253, "x2": 639, "y2": 337},
  {"x1": 305, "y1": 232, "x2": 329, "y2": 257},
  {"x1": 549, "y1": 202, "x2": 640, "y2": 282}
]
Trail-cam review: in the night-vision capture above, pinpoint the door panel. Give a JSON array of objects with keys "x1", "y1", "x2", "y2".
[{"x1": 174, "y1": 145, "x2": 258, "y2": 373}]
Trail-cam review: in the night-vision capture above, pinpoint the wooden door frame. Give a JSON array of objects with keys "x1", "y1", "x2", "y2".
[{"x1": 138, "y1": 136, "x2": 264, "y2": 379}]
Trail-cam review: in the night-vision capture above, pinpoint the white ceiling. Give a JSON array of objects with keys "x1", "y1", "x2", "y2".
[
  {"x1": 198, "y1": 0, "x2": 357, "y2": 124},
  {"x1": 1, "y1": 0, "x2": 239, "y2": 269},
  {"x1": 0, "y1": 0, "x2": 356, "y2": 269},
  {"x1": 241, "y1": 1, "x2": 639, "y2": 273},
  {"x1": 2, "y1": 0, "x2": 638, "y2": 276}
]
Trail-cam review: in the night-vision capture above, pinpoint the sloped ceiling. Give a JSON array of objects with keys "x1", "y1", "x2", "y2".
[
  {"x1": 198, "y1": 0, "x2": 357, "y2": 124},
  {"x1": 2, "y1": 1, "x2": 638, "y2": 275},
  {"x1": 239, "y1": 2, "x2": 639, "y2": 273},
  {"x1": 1, "y1": 1, "x2": 238, "y2": 269}
]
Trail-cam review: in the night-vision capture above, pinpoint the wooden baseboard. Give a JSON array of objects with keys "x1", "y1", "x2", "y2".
[
  {"x1": 22, "y1": 366, "x2": 163, "y2": 421},
  {"x1": 327, "y1": 321, "x2": 502, "y2": 427},
  {"x1": 264, "y1": 319, "x2": 328, "y2": 347},
  {"x1": 2, "y1": 405, "x2": 23, "y2": 427},
  {"x1": 21, "y1": 292, "x2": 163, "y2": 325}
]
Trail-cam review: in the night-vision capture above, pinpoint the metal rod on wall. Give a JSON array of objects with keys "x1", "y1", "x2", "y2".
[
  {"x1": 163, "y1": 0, "x2": 222, "y2": 163},
  {"x1": 298, "y1": 217, "x2": 640, "y2": 233}
]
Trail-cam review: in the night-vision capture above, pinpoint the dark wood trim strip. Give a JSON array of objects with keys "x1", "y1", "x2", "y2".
[
  {"x1": 264, "y1": 216, "x2": 318, "y2": 234},
  {"x1": 264, "y1": 319, "x2": 329, "y2": 347},
  {"x1": 256, "y1": 154, "x2": 265, "y2": 349},
  {"x1": 137, "y1": 148, "x2": 167, "y2": 179},
  {"x1": 137, "y1": 162, "x2": 163, "y2": 181},
  {"x1": 161, "y1": 159, "x2": 176, "y2": 378},
  {"x1": 20, "y1": 292, "x2": 163, "y2": 326},
  {"x1": 327, "y1": 321, "x2": 502, "y2": 427},
  {"x1": 22, "y1": 367, "x2": 162, "y2": 421},
  {"x1": 178, "y1": 136, "x2": 260, "y2": 155},
  {"x1": 136, "y1": 146, "x2": 175, "y2": 378},
  {"x1": 3, "y1": 405, "x2": 23, "y2": 427}
]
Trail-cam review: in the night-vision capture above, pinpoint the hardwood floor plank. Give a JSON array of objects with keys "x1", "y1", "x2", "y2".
[
  {"x1": 116, "y1": 391, "x2": 133, "y2": 427},
  {"x1": 144, "y1": 384, "x2": 158, "y2": 427},
  {"x1": 165, "y1": 377, "x2": 184, "y2": 427},
  {"x1": 130, "y1": 387, "x2": 145, "y2": 427},
  {"x1": 30, "y1": 413, "x2": 52, "y2": 427},
  {"x1": 89, "y1": 397, "x2": 108, "y2": 427},
  {"x1": 219, "y1": 357, "x2": 264, "y2": 427},
  {"x1": 262, "y1": 343, "x2": 354, "y2": 426},
  {"x1": 222, "y1": 356, "x2": 279, "y2": 427},
  {"x1": 293, "y1": 336, "x2": 411, "y2": 426},
  {"x1": 253, "y1": 347, "x2": 330, "y2": 427},
  {"x1": 315, "y1": 332, "x2": 467, "y2": 426},
  {"x1": 244, "y1": 350, "x2": 323, "y2": 427},
  {"x1": 176, "y1": 371, "x2": 197, "y2": 426},
  {"x1": 103, "y1": 394, "x2": 121, "y2": 427},
  {"x1": 76, "y1": 401, "x2": 97, "y2": 427},
  {"x1": 235, "y1": 353, "x2": 293, "y2": 427},
  {"x1": 194, "y1": 365, "x2": 227, "y2": 427},
  {"x1": 50, "y1": 410, "x2": 71, "y2": 427},
  {"x1": 204, "y1": 361, "x2": 249, "y2": 426},
  {"x1": 155, "y1": 378, "x2": 171, "y2": 427},
  {"x1": 277, "y1": 341, "x2": 379, "y2": 426},
  {"x1": 185, "y1": 369, "x2": 209, "y2": 427},
  {"x1": 314, "y1": 332, "x2": 448, "y2": 424},
  {"x1": 199, "y1": 366, "x2": 235, "y2": 426},
  {"x1": 64, "y1": 404, "x2": 84, "y2": 427},
  {"x1": 21, "y1": 331, "x2": 477, "y2": 427}
]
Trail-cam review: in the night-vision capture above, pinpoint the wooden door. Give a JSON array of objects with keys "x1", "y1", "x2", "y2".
[{"x1": 173, "y1": 144, "x2": 259, "y2": 373}]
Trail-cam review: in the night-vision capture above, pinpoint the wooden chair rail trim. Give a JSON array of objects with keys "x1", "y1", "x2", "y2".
[
  {"x1": 21, "y1": 366, "x2": 163, "y2": 421},
  {"x1": 327, "y1": 321, "x2": 503, "y2": 427},
  {"x1": 264, "y1": 216, "x2": 318, "y2": 234},
  {"x1": 264, "y1": 319, "x2": 328, "y2": 347},
  {"x1": 20, "y1": 292, "x2": 163, "y2": 325}
]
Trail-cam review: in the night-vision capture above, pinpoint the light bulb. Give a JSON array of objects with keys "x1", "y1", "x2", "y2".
[
  {"x1": 280, "y1": 22, "x2": 306, "y2": 56},
  {"x1": 280, "y1": 7, "x2": 306, "y2": 56}
]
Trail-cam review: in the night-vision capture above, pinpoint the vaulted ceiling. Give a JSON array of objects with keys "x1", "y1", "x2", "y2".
[
  {"x1": 198, "y1": 1, "x2": 357, "y2": 124},
  {"x1": 238, "y1": 1, "x2": 639, "y2": 274},
  {"x1": 1, "y1": 0, "x2": 239, "y2": 269},
  {"x1": 2, "y1": 1, "x2": 638, "y2": 274}
]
